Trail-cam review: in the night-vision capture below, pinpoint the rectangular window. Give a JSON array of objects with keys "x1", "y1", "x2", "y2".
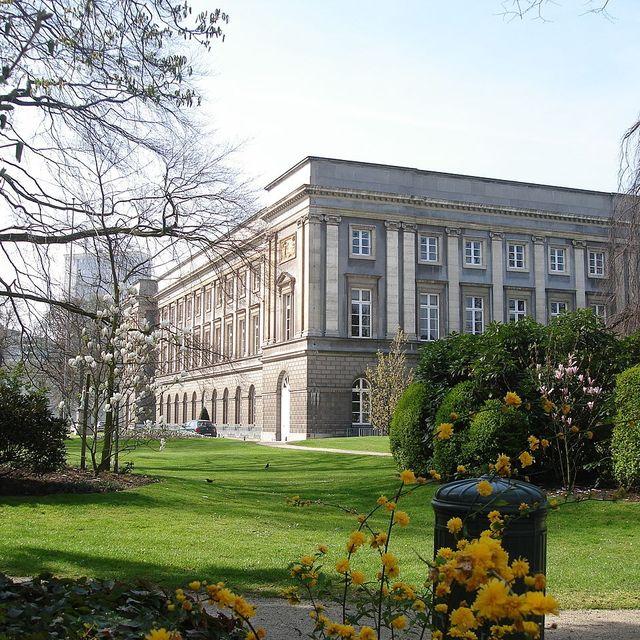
[
  {"x1": 550, "y1": 301, "x2": 568, "y2": 319},
  {"x1": 591, "y1": 303, "x2": 607, "y2": 320},
  {"x1": 550, "y1": 247, "x2": 567, "y2": 273},
  {"x1": 186, "y1": 298, "x2": 192, "y2": 320},
  {"x1": 508, "y1": 298, "x2": 527, "y2": 322},
  {"x1": 203, "y1": 326, "x2": 211, "y2": 365},
  {"x1": 192, "y1": 327, "x2": 201, "y2": 368},
  {"x1": 465, "y1": 296, "x2": 485, "y2": 334},
  {"x1": 215, "y1": 283, "x2": 223, "y2": 307},
  {"x1": 282, "y1": 292, "x2": 292, "y2": 341},
  {"x1": 419, "y1": 235, "x2": 439, "y2": 263},
  {"x1": 351, "y1": 228, "x2": 372, "y2": 256},
  {"x1": 177, "y1": 302, "x2": 183, "y2": 325},
  {"x1": 205, "y1": 287, "x2": 212, "y2": 311},
  {"x1": 224, "y1": 320, "x2": 234, "y2": 359},
  {"x1": 464, "y1": 240, "x2": 483, "y2": 266},
  {"x1": 194, "y1": 293, "x2": 201, "y2": 318},
  {"x1": 225, "y1": 277, "x2": 233, "y2": 302},
  {"x1": 251, "y1": 267, "x2": 260, "y2": 293},
  {"x1": 214, "y1": 325, "x2": 221, "y2": 362},
  {"x1": 237, "y1": 316, "x2": 246, "y2": 357},
  {"x1": 250, "y1": 313, "x2": 260, "y2": 355},
  {"x1": 351, "y1": 288, "x2": 372, "y2": 338},
  {"x1": 238, "y1": 272, "x2": 246, "y2": 299},
  {"x1": 419, "y1": 293, "x2": 439, "y2": 341},
  {"x1": 588, "y1": 250, "x2": 606, "y2": 277},
  {"x1": 507, "y1": 243, "x2": 526, "y2": 270}
]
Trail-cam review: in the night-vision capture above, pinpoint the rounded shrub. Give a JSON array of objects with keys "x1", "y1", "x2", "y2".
[
  {"x1": 612, "y1": 365, "x2": 640, "y2": 488},
  {"x1": 432, "y1": 380, "x2": 479, "y2": 477},
  {"x1": 461, "y1": 399, "x2": 530, "y2": 472},
  {"x1": 389, "y1": 382, "x2": 432, "y2": 475}
]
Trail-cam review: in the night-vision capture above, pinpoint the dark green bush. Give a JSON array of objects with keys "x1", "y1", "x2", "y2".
[
  {"x1": 199, "y1": 405, "x2": 210, "y2": 421},
  {"x1": 431, "y1": 380, "x2": 479, "y2": 477},
  {"x1": 471, "y1": 318, "x2": 545, "y2": 400},
  {"x1": 389, "y1": 382, "x2": 432, "y2": 475},
  {"x1": 612, "y1": 365, "x2": 640, "y2": 488},
  {"x1": 0, "y1": 367, "x2": 67, "y2": 472},
  {"x1": 461, "y1": 400, "x2": 530, "y2": 472}
]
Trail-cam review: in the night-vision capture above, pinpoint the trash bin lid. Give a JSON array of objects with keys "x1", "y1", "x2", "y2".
[{"x1": 432, "y1": 475, "x2": 547, "y2": 513}]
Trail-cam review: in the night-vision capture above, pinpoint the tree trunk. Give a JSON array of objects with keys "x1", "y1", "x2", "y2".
[{"x1": 80, "y1": 373, "x2": 90, "y2": 471}]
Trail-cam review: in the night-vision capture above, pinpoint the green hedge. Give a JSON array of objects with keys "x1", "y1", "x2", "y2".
[
  {"x1": 461, "y1": 400, "x2": 530, "y2": 472},
  {"x1": 431, "y1": 380, "x2": 478, "y2": 477},
  {"x1": 390, "y1": 382, "x2": 432, "y2": 475},
  {"x1": 612, "y1": 365, "x2": 640, "y2": 488}
]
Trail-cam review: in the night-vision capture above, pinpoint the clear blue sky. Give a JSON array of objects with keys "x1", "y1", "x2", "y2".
[{"x1": 195, "y1": 0, "x2": 640, "y2": 195}]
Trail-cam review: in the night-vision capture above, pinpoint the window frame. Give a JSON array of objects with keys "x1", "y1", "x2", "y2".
[
  {"x1": 417, "y1": 233, "x2": 441, "y2": 265},
  {"x1": 588, "y1": 249, "x2": 606, "y2": 278},
  {"x1": 549, "y1": 300, "x2": 569, "y2": 319},
  {"x1": 418, "y1": 292, "x2": 440, "y2": 341},
  {"x1": 464, "y1": 295, "x2": 485, "y2": 334},
  {"x1": 508, "y1": 298, "x2": 527, "y2": 322},
  {"x1": 549, "y1": 246, "x2": 568, "y2": 275},
  {"x1": 463, "y1": 238, "x2": 485, "y2": 269},
  {"x1": 351, "y1": 378, "x2": 371, "y2": 426},
  {"x1": 506, "y1": 242, "x2": 528, "y2": 272},
  {"x1": 350, "y1": 287, "x2": 373, "y2": 338},
  {"x1": 349, "y1": 224, "x2": 376, "y2": 260}
]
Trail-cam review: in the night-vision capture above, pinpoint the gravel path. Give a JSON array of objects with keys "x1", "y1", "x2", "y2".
[
  {"x1": 257, "y1": 442, "x2": 392, "y2": 457},
  {"x1": 249, "y1": 598, "x2": 640, "y2": 640}
]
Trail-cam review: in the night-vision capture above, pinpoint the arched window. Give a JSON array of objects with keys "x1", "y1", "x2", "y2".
[
  {"x1": 191, "y1": 391, "x2": 197, "y2": 420},
  {"x1": 166, "y1": 394, "x2": 171, "y2": 423},
  {"x1": 211, "y1": 390, "x2": 217, "y2": 423},
  {"x1": 222, "y1": 388, "x2": 229, "y2": 424},
  {"x1": 182, "y1": 393, "x2": 188, "y2": 423},
  {"x1": 248, "y1": 385, "x2": 256, "y2": 425},
  {"x1": 159, "y1": 392, "x2": 164, "y2": 416},
  {"x1": 234, "y1": 386, "x2": 241, "y2": 424},
  {"x1": 351, "y1": 378, "x2": 371, "y2": 425},
  {"x1": 201, "y1": 390, "x2": 206, "y2": 409},
  {"x1": 174, "y1": 396, "x2": 179, "y2": 424}
]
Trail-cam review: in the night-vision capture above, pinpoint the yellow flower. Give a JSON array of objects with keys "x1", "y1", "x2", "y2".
[
  {"x1": 587, "y1": 430, "x2": 594, "y2": 439},
  {"x1": 390, "y1": 615, "x2": 407, "y2": 630},
  {"x1": 504, "y1": 391, "x2": 522, "y2": 407},
  {"x1": 447, "y1": 517, "x2": 463, "y2": 534},
  {"x1": 562, "y1": 404, "x2": 571, "y2": 415},
  {"x1": 358, "y1": 627, "x2": 376, "y2": 640},
  {"x1": 450, "y1": 412, "x2": 459, "y2": 420},
  {"x1": 511, "y1": 558, "x2": 530, "y2": 578},
  {"x1": 519, "y1": 451, "x2": 534, "y2": 468},
  {"x1": 182, "y1": 600, "x2": 192, "y2": 611},
  {"x1": 395, "y1": 510, "x2": 410, "y2": 527},
  {"x1": 435, "y1": 603, "x2": 448, "y2": 613},
  {"x1": 175, "y1": 593, "x2": 186, "y2": 603},
  {"x1": 487, "y1": 510, "x2": 502, "y2": 524},
  {"x1": 450, "y1": 606, "x2": 477, "y2": 632},
  {"x1": 370, "y1": 532, "x2": 387, "y2": 548},
  {"x1": 351, "y1": 570, "x2": 366, "y2": 585},
  {"x1": 357, "y1": 514, "x2": 366, "y2": 523},
  {"x1": 400, "y1": 469, "x2": 416, "y2": 484},
  {"x1": 519, "y1": 502, "x2": 529, "y2": 512},
  {"x1": 541, "y1": 398, "x2": 555, "y2": 413},
  {"x1": 335, "y1": 558, "x2": 350, "y2": 574},
  {"x1": 472, "y1": 579, "x2": 510, "y2": 620},
  {"x1": 376, "y1": 495, "x2": 388, "y2": 506},
  {"x1": 528, "y1": 435, "x2": 540, "y2": 451},
  {"x1": 347, "y1": 530, "x2": 367, "y2": 552},
  {"x1": 436, "y1": 422, "x2": 454, "y2": 440},
  {"x1": 381, "y1": 552, "x2": 398, "y2": 569},
  {"x1": 167, "y1": 603, "x2": 175, "y2": 612},
  {"x1": 456, "y1": 465, "x2": 466, "y2": 473},
  {"x1": 385, "y1": 501, "x2": 396, "y2": 511},
  {"x1": 541, "y1": 438, "x2": 550, "y2": 448},
  {"x1": 188, "y1": 581, "x2": 201, "y2": 591},
  {"x1": 429, "y1": 469, "x2": 442, "y2": 481},
  {"x1": 522, "y1": 591, "x2": 559, "y2": 615},
  {"x1": 436, "y1": 546, "x2": 454, "y2": 559},
  {"x1": 432, "y1": 632, "x2": 443, "y2": 640},
  {"x1": 301, "y1": 555, "x2": 315, "y2": 566},
  {"x1": 234, "y1": 596, "x2": 256, "y2": 619},
  {"x1": 476, "y1": 480, "x2": 493, "y2": 497},
  {"x1": 413, "y1": 599, "x2": 427, "y2": 612},
  {"x1": 494, "y1": 453, "x2": 512, "y2": 477},
  {"x1": 317, "y1": 544, "x2": 328, "y2": 554},
  {"x1": 145, "y1": 630, "x2": 181, "y2": 640}
]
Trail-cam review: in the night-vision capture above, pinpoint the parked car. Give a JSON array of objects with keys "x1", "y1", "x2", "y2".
[{"x1": 181, "y1": 420, "x2": 217, "y2": 437}]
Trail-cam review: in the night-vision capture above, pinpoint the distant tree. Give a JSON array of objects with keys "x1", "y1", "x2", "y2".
[{"x1": 366, "y1": 331, "x2": 414, "y2": 436}]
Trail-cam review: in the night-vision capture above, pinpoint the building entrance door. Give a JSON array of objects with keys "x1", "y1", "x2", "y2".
[{"x1": 280, "y1": 376, "x2": 291, "y2": 441}]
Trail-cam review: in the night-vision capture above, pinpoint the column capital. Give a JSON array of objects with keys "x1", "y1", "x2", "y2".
[
  {"x1": 445, "y1": 227, "x2": 461, "y2": 237},
  {"x1": 384, "y1": 220, "x2": 401, "y2": 231},
  {"x1": 324, "y1": 214, "x2": 342, "y2": 225},
  {"x1": 572, "y1": 239, "x2": 587, "y2": 249},
  {"x1": 532, "y1": 235, "x2": 546, "y2": 245},
  {"x1": 297, "y1": 216, "x2": 307, "y2": 228},
  {"x1": 401, "y1": 222, "x2": 417, "y2": 233},
  {"x1": 307, "y1": 212, "x2": 324, "y2": 224},
  {"x1": 489, "y1": 231, "x2": 505, "y2": 240}
]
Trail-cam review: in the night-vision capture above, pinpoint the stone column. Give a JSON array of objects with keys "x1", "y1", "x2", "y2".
[
  {"x1": 296, "y1": 217, "x2": 305, "y2": 336},
  {"x1": 490, "y1": 231, "x2": 504, "y2": 323},
  {"x1": 259, "y1": 257, "x2": 266, "y2": 350},
  {"x1": 244, "y1": 268, "x2": 251, "y2": 354},
  {"x1": 385, "y1": 221, "x2": 401, "y2": 338},
  {"x1": 614, "y1": 247, "x2": 628, "y2": 316},
  {"x1": 270, "y1": 233, "x2": 278, "y2": 344},
  {"x1": 324, "y1": 215, "x2": 341, "y2": 336},
  {"x1": 573, "y1": 240, "x2": 586, "y2": 309},
  {"x1": 305, "y1": 213, "x2": 324, "y2": 337},
  {"x1": 402, "y1": 223, "x2": 417, "y2": 339},
  {"x1": 533, "y1": 236, "x2": 547, "y2": 323},
  {"x1": 446, "y1": 228, "x2": 461, "y2": 333}
]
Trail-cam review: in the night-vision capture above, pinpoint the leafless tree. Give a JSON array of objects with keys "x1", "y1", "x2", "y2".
[{"x1": 499, "y1": 0, "x2": 613, "y2": 21}]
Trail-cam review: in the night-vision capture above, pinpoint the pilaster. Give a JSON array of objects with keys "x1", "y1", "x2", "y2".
[
  {"x1": 306, "y1": 213, "x2": 324, "y2": 337},
  {"x1": 572, "y1": 240, "x2": 587, "y2": 309},
  {"x1": 402, "y1": 223, "x2": 417, "y2": 339},
  {"x1": 385, "y1": 221, "x2": 401, "y2": 337},
  {"x1": 532, "y1": 236, "x2": 547, "y2": 323},
  {"x1": 296, "y1": 217, "x2": 305, "y2": 337},
  {"x1": 446, "y1": 227, "x2": 461, "y2": 333},
  {"x1": 490, "y1": 231, "x2": 504, "y2": 323}
]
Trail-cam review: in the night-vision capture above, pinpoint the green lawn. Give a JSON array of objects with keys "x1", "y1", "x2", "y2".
[
  {"x1": 294, "y1": 436, "x2": 390, "y2": 453},
  {"x1": 0, "y1": 439, "x2": 638, "y2": 609}
]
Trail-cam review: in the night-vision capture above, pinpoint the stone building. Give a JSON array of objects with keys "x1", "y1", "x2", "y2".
[{"x1": 153, "y1": 157, "x2": 619, "y2": 441}]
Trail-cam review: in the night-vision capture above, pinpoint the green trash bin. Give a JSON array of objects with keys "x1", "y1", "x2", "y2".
[{"x1": 432, "y1": 475, "x2": 548, "y2": 638}]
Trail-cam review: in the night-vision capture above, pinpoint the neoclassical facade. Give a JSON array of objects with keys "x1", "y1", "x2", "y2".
[{"x1": 153, "y1": 157, "x2": 620, "y2": 440}]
